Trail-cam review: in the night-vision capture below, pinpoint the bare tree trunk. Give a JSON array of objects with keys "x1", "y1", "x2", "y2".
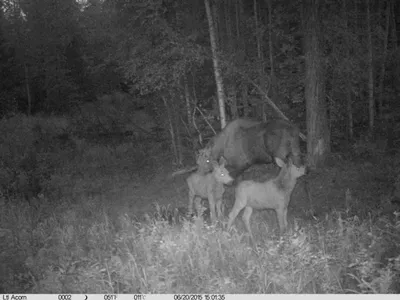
[
  {"x1": 267, "y1": 0, "x2": 275, "y2": 92},
  {"x1": 211, "y1": 0, "x2": 220, "y2": 48},
  {"x1": 225, "y1": 0, "x2": 232, "y2": 47},
  {"x1": 390, "y1": 0, "x2": 397, "y2": 49},
  {"x1": 24, "y1": 63, "x2": 32, "y2": 116},
  {"x1": 347, "y1": 87, "x2": 354, "y2": 140},
  {"x1": 343, "y1": 0, "x2": 353, "y2": 140},
  {"x1": 355, "y1": 0, "x2": 360, "y2": 29},
  {"x1": 241, "y1": 85, "x2": 250, "y2": 117},
  {"x1": 235, "y1": 0, "x2": 240, "y2": 38},
  {"x1": 254, "y1": 0, "x2": 262, "y2": 62},
  {"x1": 366, "y1": 0, "x2": 375, "y2": 134},
  {"x1": 226, "y1": 85, "x2": 238, "y2": 120},
  {"x1": 378, "y1": 1, "x2": 390, "y2": 118},
  {"x1": 174, "y1": 92, "x2": 184, "y2": 165},
  {"x1": 175, "y1": 118, "x2": 183, "y2": 166},
  {"x1": 304, "y1": 0, "x2": 329, "y2": 169},
  {"x1": 224, "y1": 0, "x2": 237, "y2": 120},
  {"x1": 253, "y1": 0, "x2": 267, "y2": 121},
  {"x1": 237, "y1": 0, "x2": 248, "y2": 118},
  {"x1": 205, "y1": 0, "x2": 227, "y2": 128},
  {"x1": 162, "y1": 95, "x2": 179, "y2": 165},
  {"x1": 231, "y1": 95, "x2": 238, "y2": 119},
  {"x1": 184, "y1": 75, "x2": 197, "y2": 150},
  {"x1": 184, "y1": 75, "x2": 192, "y2": 128}
]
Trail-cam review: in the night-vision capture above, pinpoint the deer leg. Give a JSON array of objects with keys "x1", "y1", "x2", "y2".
[
  {"x1": 188, "y1": 189, "x2": 195, "y2": 215},
  {"x1": 283, "y1": 206, "x2": 289, "y2": 230},
  {"x1": 215, "y1": 199, "x2": 221, "y2": 219},
  {"x1": 227, "y1": 199, "x2": 245, "y2": 230},
  {"x1": 208, "y1": 193, "x2": 217, "y2": 223},
  {"x1": 242, "y1": 206, "x2": 255, "y2": 245},
  {"x1": 276, "y1": 208, "x2": 286, "y2": 234},
  {"x1": 217, "y1": 199, "x2": 226, "y2": 219},
  {"x1": 282, "y1": 195, "x2": 291, "y2": 230},
  {"x1": 214, "y1": 187, "x2": 224, "y2": 219},
  {"x1": 194, "y1": 197, "x2": 203, "y2": 217}
]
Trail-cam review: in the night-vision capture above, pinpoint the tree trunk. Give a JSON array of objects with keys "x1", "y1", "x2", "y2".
[
  {"x1": 184, "y1": 75, "x2": 192, "y2": 128},
  {"x1": 366, "y1": 0, "x2": 375, "y2": 134},
  {"x1": 254, "y1": 0, "x2": 262, "y2": 62},
  {"x1": 224, "y1": 0, "x2": 236, "y2": 120},
  {"x1": 211, "y1": 0, "x2": 220, "y2": 48},
  {"x1": 162, "y1": 95, "x2": 179, "y2": 165},
  {"x1": 343, "y1": 0, "x2": 353, "y2": 140},
  {"x1": 254, "y1": 0, "x2": 266, "y2": 121},
  {"x1": 267, "y1": 0, "x2": 275, "y2": 96},
  {"x1": 226, "y1": 85, "x2": 238, "y2": 120},
  {"x1": 355, "y1": 0, "x2": 359, "y2": 29},
  {"x1": 174, "y1": 115, "x2": 183, "y2": 166},
  {"x1": 174, "y1": 92, "x2": 184, "y2": 165},
  {"x1": 347, "y1": 87, "x2": 354, "y2": 140},
  {"x1": 235, "y1": 0, "x2": 240, "y2": 38},
  {"x1": 377, "y1": 1, "x2": 390, "y2": 119},
  {"x1": 205, "y1": 0, "x2": 227, "y2": 128},
  {"x1": 225, "y1": 0, "x2": 232, "y2": 48},
  {"x1": 304, "y1": 0, "x2": 329, "y2": 169},
  {"x1": 184, "y1": 75, "x2": 197, "y2": 150},
  {"x1": 390, "y1": 0, "x2": 397, "y2": 49},
  {"x1": 241, "y1": 85, "x2": 250, "y2": 117},
  {"x1": 237, "y1": 0, "x2": 248, "y2": 118},
  {"x1": 191, "y1": 76, "x2": 204, "y2": 147},
  {"x1": 24, "y1": 63, "x2": 32, "y2": 116}
]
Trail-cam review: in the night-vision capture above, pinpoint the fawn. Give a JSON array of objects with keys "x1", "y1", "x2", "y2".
[
  {"x1": 187, "y1": 157, "x2": 234, "y2": 223},
  {"x1": 227, "y1": 157, "x2": 306, "y2": 244}
]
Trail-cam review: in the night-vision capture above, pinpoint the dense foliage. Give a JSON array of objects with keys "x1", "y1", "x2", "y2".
[{"x1": 1, "y1": 0, "x2": 398, "y2": 141}]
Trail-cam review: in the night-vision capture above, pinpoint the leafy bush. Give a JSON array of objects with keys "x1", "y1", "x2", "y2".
[
  {"x1": 71, "y1": 92, "x2": 157, "y2": 139},
  {"x1": 352, "y1": 134, "x2": 388, "y2": 158},
  {"x1": 0, "y1": 114, "x2": 75, "y2": 200}
]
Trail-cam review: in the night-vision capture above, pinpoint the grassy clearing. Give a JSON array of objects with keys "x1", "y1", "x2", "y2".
[
  {"x1": 0, "y1": 114, "x2": 399, "y2": 293},
  {"x1": 2, "y1": 199, "x2": 399, "y2": 293}
]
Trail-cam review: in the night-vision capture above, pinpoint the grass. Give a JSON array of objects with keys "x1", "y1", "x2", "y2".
[
  {"x1": 2, "y1": 198, "x2": 399, "y2": 293},
  {"x1": 0, "y1": 114, "x2": 399, "y2": 294}
]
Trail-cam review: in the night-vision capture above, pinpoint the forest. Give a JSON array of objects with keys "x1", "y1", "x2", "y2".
[{"x1": 0, "y1": 0, "x2": 400, "y2": 294}]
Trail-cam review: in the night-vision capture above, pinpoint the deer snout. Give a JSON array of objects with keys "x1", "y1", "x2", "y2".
[{"x1": 224, "y1": 175, "x2": 234, "y2": 185}]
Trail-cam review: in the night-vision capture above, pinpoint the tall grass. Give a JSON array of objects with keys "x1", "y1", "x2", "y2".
[{"x1": 2, "y1": 196, "x2": 399, "y2": 293}]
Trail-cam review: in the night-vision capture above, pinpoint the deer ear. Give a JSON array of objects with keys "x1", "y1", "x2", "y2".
[
  {"x1": 219, "y1": 156, "x2": 227, "y2": 166},
  {"x1": 275, "y1": 157, "x2": 285, "y2": 167},
  {"x1": 211, "y1": 160, "x2": 219, "y2": 169}
]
